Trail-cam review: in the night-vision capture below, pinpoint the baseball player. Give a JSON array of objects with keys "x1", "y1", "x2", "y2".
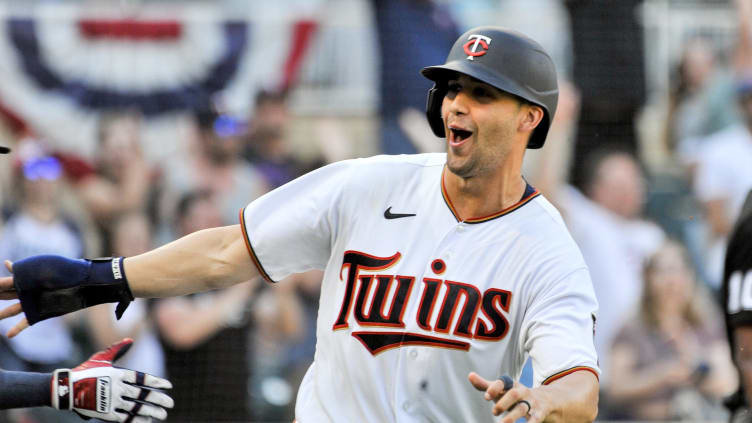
[
  {"x1": 723, "y1": 189, "x2": 752, "y2": 423},
  {"x1": 0, "y1": 27, "x2": 599, "y2": 422}
]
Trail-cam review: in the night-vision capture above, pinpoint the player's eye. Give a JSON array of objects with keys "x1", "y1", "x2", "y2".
[
  {"x1": 446, "y1": 82, "x2": 461, "y2": 98},
  {"x1": 473, "y1": 87, "x2": 491, "y2": 99}
]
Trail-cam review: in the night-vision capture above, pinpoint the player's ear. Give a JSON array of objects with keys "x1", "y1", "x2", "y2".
[{"x1": 518, "y1": 104, "x2": 544, "y2": 133}]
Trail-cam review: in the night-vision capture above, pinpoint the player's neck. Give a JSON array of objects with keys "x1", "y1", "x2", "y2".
[{"x1": 442, "y1": 163, "x2": 527, "y2": 221}]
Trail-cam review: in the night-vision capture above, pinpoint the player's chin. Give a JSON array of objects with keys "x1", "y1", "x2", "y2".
[{"x1": 446, "y1": 156, "x2": 476, "y2": 179}]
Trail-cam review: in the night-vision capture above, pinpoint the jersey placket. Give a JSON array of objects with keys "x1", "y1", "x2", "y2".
[{"x1": 393, "y1": 219, "x2": 470, "y2": 422}]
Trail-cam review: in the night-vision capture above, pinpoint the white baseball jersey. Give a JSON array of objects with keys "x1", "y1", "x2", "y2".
[{"x1": 241, "y1": 153, "x2": 599, "y2": 423}]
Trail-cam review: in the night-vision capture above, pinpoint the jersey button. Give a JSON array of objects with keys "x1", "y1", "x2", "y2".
[
  {"x1": 457, "y1": 224, "x2": 465, "y2": 233},
  {"x1": 402, "y1": 401, "x2": 411, "y2": 411},
  {"x1": 409, "y1": 349, "x2": 418, "y2": 359}
]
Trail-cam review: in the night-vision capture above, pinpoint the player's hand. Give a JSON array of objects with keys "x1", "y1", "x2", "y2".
[
  {"x1": 53, "y1": 338, "x2": 174, "y2": 422},
  {"x1": 0, "y1": 260, "x2": 29, "y2": 338},
  {"x1": 0, "y1": 255, "x2": 134, "y2": 337},
  {"x1": 469, "y1": 372, "x2": 549, "y2": 423}
]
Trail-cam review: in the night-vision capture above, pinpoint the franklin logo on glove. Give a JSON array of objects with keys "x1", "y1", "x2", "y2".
[{"x1": 97, "y1": 377, "x2": 110, "y2": 413}]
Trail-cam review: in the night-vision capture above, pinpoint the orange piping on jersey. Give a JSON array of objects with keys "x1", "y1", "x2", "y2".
[
  {"x1": 440, "y1": 168, "x2": 540, "y2": 223},
  {"x1": 542, "y1": 366, "x2": 599, "y2": 385},
  {"x1": 238, "y1": 207, "x2": 276, "y2": 284}
]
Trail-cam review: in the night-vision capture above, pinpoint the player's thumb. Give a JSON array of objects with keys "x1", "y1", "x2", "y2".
[
  {"x1": 92, "y1": 338, "x2": 134, "y2": 364},
  {"x1": 468, "y1": 372, "x2": 491, "y2": 391}
]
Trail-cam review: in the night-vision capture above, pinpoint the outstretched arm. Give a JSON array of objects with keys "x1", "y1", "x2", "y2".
[
  {"x1": 125, "y1": 224, "x2": 256, "y2": 297},
  {"x1": 0, "y1": 224, "x2": 257, "y2": 337},
  {"x1": 0, "y1": 369, "x2": 52, "y2": 409}
]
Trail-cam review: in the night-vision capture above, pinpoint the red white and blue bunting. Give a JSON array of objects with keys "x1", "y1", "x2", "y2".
[{"x1": 0, "y1": 3, "x2": 316, "y2": 159}]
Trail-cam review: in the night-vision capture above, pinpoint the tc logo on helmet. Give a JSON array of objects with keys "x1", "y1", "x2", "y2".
[{"x1": 463, "y1": 34, "x2": 492, "y2": 61}]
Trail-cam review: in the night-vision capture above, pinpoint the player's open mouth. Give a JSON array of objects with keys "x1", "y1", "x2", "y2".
[{"x1": 448, "y1": 127, "x2": 473, "y2": 146}]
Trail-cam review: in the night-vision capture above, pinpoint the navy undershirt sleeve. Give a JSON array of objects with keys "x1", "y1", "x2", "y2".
[{"x1": 0, "y1": 369, "x2": 52, "y2": 409}]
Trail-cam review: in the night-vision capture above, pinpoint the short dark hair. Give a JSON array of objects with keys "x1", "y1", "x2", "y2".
[
  {"x1": 255, "y1": 89, "x2": 288, "y2": 108},
  {"x1": 176, "y1": 189, "x2": 214, "y2": 222},
  {"x1": 581, "y1": 146, "x2": 639, "y2": 193}
]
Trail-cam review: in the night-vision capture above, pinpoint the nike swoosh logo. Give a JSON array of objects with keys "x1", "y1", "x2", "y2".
[{"x1": 384, "y1": 206, "x2": 416, "y2": 219}]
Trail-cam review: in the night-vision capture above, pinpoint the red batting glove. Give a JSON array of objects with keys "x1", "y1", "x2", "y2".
[{"x1": 51, "y1": 338, "x2": 173, "y2": 422}]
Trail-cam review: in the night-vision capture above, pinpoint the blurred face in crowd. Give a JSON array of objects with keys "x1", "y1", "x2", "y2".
[
  {"x1": 441, "y1": 74, "x2": 539, "y2": 179},
  {"x1": 644, "y1": 242, "x2": 694, "y2": 315},
  {"x1": 178, "y1": 195, "x2": 223, "y2": 235},
  {"x1": 98, "y1": 114, "x2": 142, "y2": 173},
  {"x1": 112, "y1": 213, "x2": 152, "y2": 256},
  {"x1": 680, "y1": 39, "x2": 715, "y2": 91},
  {"x1": 589, "y1": 153, "x2": 645, "y2": 219},
  {"x1": 21, "y1": 156, "x2": 62, "y2": 207},
  {"x1": 253, "y1": 97, "x2": 289, "y2": 134},
  {"x1": 200, "y1": 115, "x2": 245, "y2": 165}
]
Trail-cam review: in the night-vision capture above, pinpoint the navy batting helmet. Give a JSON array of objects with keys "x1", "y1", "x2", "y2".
[{"x1": 421, "y1": 27, "x2": 558, "y2": 149}]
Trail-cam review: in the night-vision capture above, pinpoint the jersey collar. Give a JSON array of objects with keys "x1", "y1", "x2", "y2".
[{"x1": 440, "y1": 169, "x2": 540, "y2": 224}]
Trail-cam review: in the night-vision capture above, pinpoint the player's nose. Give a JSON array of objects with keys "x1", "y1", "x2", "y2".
[{"x1": 443, "y1": 92, "x2": 470, "y2": 120}]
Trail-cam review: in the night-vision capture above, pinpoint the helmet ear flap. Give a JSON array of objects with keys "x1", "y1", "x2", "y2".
[{"x1": 426, "y1": 84, "x2": 446, "y2": 138}]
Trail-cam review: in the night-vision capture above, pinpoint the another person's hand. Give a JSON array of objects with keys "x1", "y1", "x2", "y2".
[
  {"x1": 468, "y1": 372, "x2": 548, "y2": 422},
  {"x1": 0, "y1": 260, "x2": 25, "y2": 337},
  {"x1": 53, "y1": 338, "x2": 173, "y2": 422}
]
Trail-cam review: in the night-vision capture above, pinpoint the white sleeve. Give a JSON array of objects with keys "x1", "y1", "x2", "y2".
[
  {"x1": 240, "y1": 159, "x2": 354, "y2": 282},
  {"x1": 521, "y1": 267, "x2": 600, "y2": 387}
]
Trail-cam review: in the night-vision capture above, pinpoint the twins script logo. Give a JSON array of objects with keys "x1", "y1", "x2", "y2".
[
  {"x1": 333, "y1": 250, "x2": 512, "y2": 355},
  {"x1": 463, "y1": 34, "x2": 492, "y2": 61}
]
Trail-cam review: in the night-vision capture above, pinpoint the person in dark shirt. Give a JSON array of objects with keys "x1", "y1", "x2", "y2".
[{"x1": 722, "y1": 189, "x2": 752, "y2": 423}]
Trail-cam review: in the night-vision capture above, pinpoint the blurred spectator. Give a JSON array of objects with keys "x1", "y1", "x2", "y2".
[
  {"x1": 640, "y1": 0, "x2": 752, "y2": 176},
  {"x1": 0, "y1": 147, "x2": 85, "y2": 423},
  {"x1": 66, "y1": 110, "x2": 154, "y2": 250},
  {"x1": 248, "y1": 276, "x2": 306, "y2": 421},
  {"x1": 153, "y1": 189, "x2": 256, "y2": 422},
  {"x1": 530, "y1": 85, "x2": 666, "y2": 384},
  {"x1": 161, "y1": 108, "x2": 267, "y2": 226},
  {"x1": 559, "y1": 149, "x2": 666, "y2": 384},
  {"x1": 636, "y1": 38, "x2": 733, "y2": 291},
  {"x1": 607, "y1": 241, "x2": 736, "y2": 421},
  {"x1": 245, "y1": 89, "x2": 290, "y2": 147},
  {"x1": 670, "y1": 37, "x2": 739, "y2": 163},
  {"x1": 243, "y1": 90, "x2": 324, "y2": 188},
  {"x1": 87, "y1": 211, "x2": 164, "y2": 378},
  {"x1": 693, "y1": 78, "x2": 752, "y2": 289},
  {"x1": 280, "y1": 270, "x2": 322, "y2": 387},
  {"x1": 371, "y1": 0, "x2": 457, "y2": 154}
]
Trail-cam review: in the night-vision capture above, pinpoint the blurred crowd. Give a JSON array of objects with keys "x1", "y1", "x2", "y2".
[{"x1": 0, "y1": 0, "x2": 750, "y2": 422}]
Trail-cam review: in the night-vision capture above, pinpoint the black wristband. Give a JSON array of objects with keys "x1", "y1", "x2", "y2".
[
  {"x1": 14, "y1": 255, "x2": 134, "y2": 325},
  {"x1": 89, "y1": 257, "x2": 134, "y2": 319}
]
